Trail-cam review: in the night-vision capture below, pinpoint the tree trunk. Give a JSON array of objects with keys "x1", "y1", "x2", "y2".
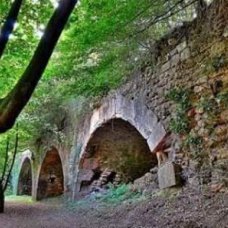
[
  {"x1": 0, "y1": 0, "x2": 23, "y2": 59},
  {"x1": 0, "y1": 0, "x2": 78, "y2": 133},
  {"x1": 0, "y1": 184, "x2": 5, "y2": 213}
]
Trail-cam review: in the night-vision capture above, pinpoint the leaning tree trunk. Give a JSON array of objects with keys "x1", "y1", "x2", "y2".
[
  {"x1": 0, "y1": 0, "x2": 78, "y2": 133},
  {"x1": 0, "y1": 184, "x2": 4, "y2": 213}
]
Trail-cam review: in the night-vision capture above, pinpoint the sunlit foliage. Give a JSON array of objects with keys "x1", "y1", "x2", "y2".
[{"x1": 0, "y1": 0, "x2": 199, "y2": 164}]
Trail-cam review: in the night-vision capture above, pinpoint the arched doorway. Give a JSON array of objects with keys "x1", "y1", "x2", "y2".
[
  {"x1": 78, "y1": 118, "x2": 157, "y2": 196},
  {"x1": 37, "y1": 148, "x2": 64, "y2": 200},
  {"x1": 17, "y1": 158, "x2": 32, "y2": 196}
]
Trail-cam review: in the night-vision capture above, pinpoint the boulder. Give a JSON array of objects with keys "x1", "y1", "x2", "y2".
[{"x1": 158, "y1": 162, "x2": 181, "y2": 189}]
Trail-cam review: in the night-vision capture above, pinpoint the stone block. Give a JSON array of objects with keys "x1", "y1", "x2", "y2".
[
  {"x1": 78, "y1": 169, "x2": 94, "y2": 182},
  {"x1": 176, "y1": 41, "x2": 187, "y2": 53},
  {"x1": 180, "y1": 48, "x2": 190, "y2": 61},
  {"x1": 223, "y1": 25, "x2": 228, "y2": 37},
  {"x1": 158, "y1": 162, "x2": 181, "y2": 189},
  {"x1": 81, "y1": 158, "x2": 99, "y2": 170},
  {"x1": 161, "y1": 61, "x2": 171, "y2": 73},
  {"x1": 170, "y1": 54, "x2": 180, "y2": 67},
  {"x1": 147, "y1": 122, "x2": 166, "y2": 151}
]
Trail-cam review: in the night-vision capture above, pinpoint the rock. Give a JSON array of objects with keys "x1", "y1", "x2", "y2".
[
  {"x1": 176, "y1": 41, "x2": 187, "y2": 52},
  {"x1": 196, "y1": 76, "x2": 208, "y2": 85},
  {"x1": 188, "y1": 176, "x2": 200, "y2": 188},
  {"x1": 187, "y1": 108, "x2": 196, "y2": 118},
  {"x1": 223, "y1": 25, "x2": 228, "y2": 37},
  {"x1": 210, "y1": 183, "x2": 224, "y2": 193},
  {"x1": 78, "y1": 169, "x2": 94, "y2": 182},
  {"x1": 180, "y1": 48, "x2": 190, "y2": 61},
  {"x1": 194, "y1": 86, "x2": 204, "y2": 93},
  {"x1": 132, "y1": 172, "x2": 158, "y2": 192},
  {"x1": 158, "y1": 162, "x2": 182, "y2": 189},
  {"x1": 220, "y1": 110, "x2": 228, "y2": 123},
  {"x1": 195, "y1": 107, "x2": 204, "y2": 114},
  {"x1": 150, "y1": 167, "x2": 158, "y2": 174},
  {"x1": 197, "y1": 120, "x2": 205, "y2": 128},
  {"x1": 214, "y1": 125, "x2": 227, "y2": 136}
]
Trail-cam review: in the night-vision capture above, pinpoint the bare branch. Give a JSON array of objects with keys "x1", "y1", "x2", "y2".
[
  {"x1": 115, "y1": 0, "x2": 166, "y2": 34},
  {"x1": 132, "y1": 0, "x2": 197, "y2": 37}
]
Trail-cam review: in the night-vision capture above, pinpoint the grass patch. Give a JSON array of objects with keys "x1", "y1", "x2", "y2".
[
  {"x1": 66, "y1": 184, "x2": 144, "y2": 211},
  {"x1": 5, "y1": 195, "x2": 34, "y2": 204},
  {"x1": 97, "y1": 184, "x2": 142, "y2": 204}
]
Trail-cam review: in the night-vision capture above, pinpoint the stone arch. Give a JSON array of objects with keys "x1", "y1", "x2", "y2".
[
  {"x1": 17, "y1": 157, "x2": 32, "y2": 196},
  {"x1": 79, "y1": 93, "x2": 166, "y2": 161},
  {"x1": 75, "y1": 93, "x2": 167, "y2": 196},
  {"x1": 37, "y1": 147, "x2": 64, "y2": 200},
  {"x1": 12, "y1": 150, "x2": 34, "y2": 196}
]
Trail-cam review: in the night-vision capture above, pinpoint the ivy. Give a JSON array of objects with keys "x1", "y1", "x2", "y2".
[
  {"x1": 166, "y1": 87, "x2": 192, "y2": 134},
  {"x1": 166, "y1": 87, "x2": 192, "y2": 111},
  {"x1": 169, "y1": 108, "x2": 190, "y2": 134}
]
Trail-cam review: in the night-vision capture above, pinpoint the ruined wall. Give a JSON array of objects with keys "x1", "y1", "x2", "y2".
[
  {"x1": 13, "y1": 1, "x2": 228, "y2": 199},
  {"x1": 69, "y1": 0, "x2": 228, "y2": 197}
]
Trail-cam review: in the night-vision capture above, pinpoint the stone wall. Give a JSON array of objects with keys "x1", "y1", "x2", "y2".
[
  {"x1": 12, "y1": 0, "x2": 228, "y2": 199},
  {"x1": 69, "y1": 0, "x2": 228, "y2": 198}
]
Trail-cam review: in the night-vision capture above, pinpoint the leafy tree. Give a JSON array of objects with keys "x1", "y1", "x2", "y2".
[
  {"x1": 0, "y1": 0, "x2": 78, "y2": 213},
  {"x1": 0, "y1": 0, "x2": 209, "y2": 209},
  {"x1": 0, "y1": 129, "x2": 18, "y2": 213},
  {"x1": 0, "y1": 0, "x2": 78, "y2": 133}
]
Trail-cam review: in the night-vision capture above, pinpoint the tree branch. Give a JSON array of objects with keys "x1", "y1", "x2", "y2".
[
  {"x1": 0, "y1": 0, "x2": 78, "y2": 133},
  {"x1": 0, "y1": 0, "x2": 23, "y2": 59},
  {"x1": 1, "y1": 137, "x2": 10, "y2": 182},
  {"x1": 3, "y1": 126, "x2": 18, "y2": 191},
  {"x1": 132, "y1": 0, "x2": 197, "y2": 37}
]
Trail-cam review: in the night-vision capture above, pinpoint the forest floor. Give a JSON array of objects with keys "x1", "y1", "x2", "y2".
[{"x1": 0, "y1": 187, "x2": 228, "y2": 228}]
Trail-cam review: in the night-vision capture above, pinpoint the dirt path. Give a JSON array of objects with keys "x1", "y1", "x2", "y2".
[{"x1": 0, "y1": 189, "x2": 228, "y2": 228}]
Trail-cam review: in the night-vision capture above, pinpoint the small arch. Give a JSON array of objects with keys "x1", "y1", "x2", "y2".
[
  {"x1": 17, "y1": 158, "x2": 32, "y2": 196},
  {"x1": 37, "y1": 147, "x2": 64, "y2": 200}
]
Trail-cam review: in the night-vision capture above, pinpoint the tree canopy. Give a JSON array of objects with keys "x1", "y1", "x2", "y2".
[{"x1": 0, "y1": 0, "x2": 208, "y2": 168}]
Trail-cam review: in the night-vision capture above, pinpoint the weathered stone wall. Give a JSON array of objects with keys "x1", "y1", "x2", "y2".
[
  {"x1": 69, "y1": 0, "x2": 228, "y2": 197},
  {"x1": 12, "y1": 0, "x2": 228, "y2": 199}
]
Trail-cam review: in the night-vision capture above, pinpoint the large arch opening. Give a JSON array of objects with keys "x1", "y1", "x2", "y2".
[
  {"x1": 37, "y1": 148, "x2": 64, "y2": 200},
  {"x1": 78, "y1": 118, "x2": 157, "y2": 195},
  {"x1": 17, "y1": 158, "x2": 32, "y2": 196}
]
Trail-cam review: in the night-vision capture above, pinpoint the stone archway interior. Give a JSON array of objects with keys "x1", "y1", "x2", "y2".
[
  {"x1": 17, "y1": 158, "x2": 32, "y2": 196},
  {"x1": 79, "y1": 118, "x2": 157, "y2": 194},
  {"x1": 37, "y1": 148, "x2": 64, "y2": 200}
]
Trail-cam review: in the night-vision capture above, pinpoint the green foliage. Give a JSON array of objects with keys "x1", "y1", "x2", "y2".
[
  {"x1": 66, "y1": 184, "x2": 142, "y2": 211},
  {"x1": 0, "y1": 128, "x2": 18, "y2": 172},
  {"x1": 99, "y1": 184, "x2": 141, "y2": 204},
  {"x1": 184, "y1": 134, "x2": 203, "y2": 158},
  {"x1": 211, "y1": 54, "x2": 227, "y2": 72},
  {"x1": 166, "y1": 87, "x2": 192, "y2": 134},
  {"x1": 5, "y1": 195, "x2": 33, "y2": 203},
  {"x1": 169, "y1": 108, "x2": 190, "y2": 134},
  {"x1": 0, "y1": 0, "x2": 198, "y2": 160},
  {"x1": 198, "y1": 97, "x2": 218, "y2": 113},
  {"x1": 166, "y1": 87, "x2": 192, "y2": 111},
  {"x1": 217, "y1": 91, "x2": 228, "y2": 108}
]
